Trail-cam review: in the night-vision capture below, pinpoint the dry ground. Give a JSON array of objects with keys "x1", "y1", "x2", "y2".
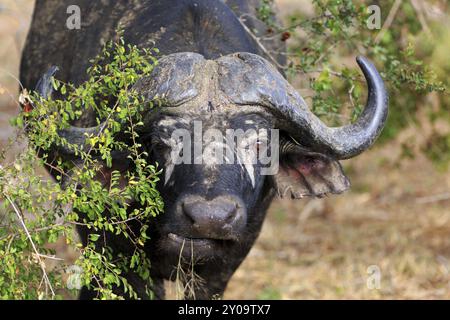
[{"x1": 0, "y1": 0, "x2": 449, "y2": 299}]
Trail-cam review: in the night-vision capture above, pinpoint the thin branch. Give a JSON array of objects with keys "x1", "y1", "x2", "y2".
[
  {"x1": 238, "y1": 14, "x2": 287, "y2": 70},
  {"x1": 4, "y1": 194, "x2": 56, "y2": 298},
  {"x1": 315, "y1": 42, "x2": 338, "y2": 65},
  {"x1": 306, "y1": 68, "x2": 364, "y2": 82},
  {"x1": 0, "y1": 68, "x2": 24, "y2": 91},
  {"x1": 416, "y1": 192, "x2": 450, "y2": 204},
  {"x1": 410, "y1": 0, "x2": 431, "y2": 36},
  {"x1": 374, "y1": 0, "x2": 402, "y2": 44},
  {"x1": 0, "y1": 223, "x2": 65, "y2": 241},
  {"x1": 34, "y1": 253, "x2": 65, "y2": 261},
  {"x1": 67, "y1": 211, "x2": 147, "y2": 227},
  {"x1": 348, "y1": 84, "x2": 356, "y2": 109},
  {"x1": 260, "y1": 13, "x2": 330, "y2": 41}
]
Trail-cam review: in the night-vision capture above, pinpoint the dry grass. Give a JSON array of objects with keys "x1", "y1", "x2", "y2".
[
  {"x1": 226, "y1": 142, "x2": 450, "y2": 299},
  {"x1": 1, "y1": 0, "x2": 449, "y2": 300},
  {"x1": 0, "y1": 0, "x2": 34, "y2": 148}
]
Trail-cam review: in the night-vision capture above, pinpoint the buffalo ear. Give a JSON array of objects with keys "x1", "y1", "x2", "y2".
[{"x1": 271, "y1": 145, "x2": 350, "y2": 199}]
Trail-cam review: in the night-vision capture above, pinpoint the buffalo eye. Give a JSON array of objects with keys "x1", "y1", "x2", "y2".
[
  {"x1": 148, "y1": 137, "x2": 169, "y2": 156},
  {"x1": 255, "y1": 140, "x2": 263, "y2": 155}
]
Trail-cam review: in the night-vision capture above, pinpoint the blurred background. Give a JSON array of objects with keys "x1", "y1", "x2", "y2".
[{"x1": 0, "y1": 0, "x2": 449, "y2": 299}]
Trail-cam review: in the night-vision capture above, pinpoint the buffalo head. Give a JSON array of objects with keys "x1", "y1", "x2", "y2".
[{"x1": 36, "y1": 52, "x2": 388, "y2": 278}]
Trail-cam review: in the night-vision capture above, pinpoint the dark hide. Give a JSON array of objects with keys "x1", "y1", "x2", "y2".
[{"x1": 20, "y1": 0, "x2": 386, "y2": 300}]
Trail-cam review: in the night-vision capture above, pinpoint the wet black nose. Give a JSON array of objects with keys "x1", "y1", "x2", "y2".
[{"x1": 181, "y1": 196, "x2": 246, "y2": 239}]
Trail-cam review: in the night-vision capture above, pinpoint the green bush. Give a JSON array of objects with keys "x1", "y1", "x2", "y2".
[
  {"x1": 257, "y1": 0, "x2": 447, "y2": 140},
  {"x1": 0, "y1": 33, "x2": 163, "y2": 299}
]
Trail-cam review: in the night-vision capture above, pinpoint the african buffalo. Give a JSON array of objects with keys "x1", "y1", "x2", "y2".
[{"x1": 20, "y1": 0, "x2": 388, "y2": 299}]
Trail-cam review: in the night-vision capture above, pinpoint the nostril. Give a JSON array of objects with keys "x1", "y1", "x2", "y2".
[
  {"x1": 225, "y1": 203, "x2": 239, "y2": 224},
  {"x1": 182, "y1": 202, "x2": 197, "y2": 224}
]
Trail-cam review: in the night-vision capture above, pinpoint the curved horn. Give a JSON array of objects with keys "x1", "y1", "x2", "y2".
[
  {"x1": 218, "y1": 53, "x2": 389, "y2": 160},
  {"x1": 35, "y1": 66, "x2": 59, "y2": 99},
  {"x1": 316, "y1": 56, "x2": 389, "y2": 159}
]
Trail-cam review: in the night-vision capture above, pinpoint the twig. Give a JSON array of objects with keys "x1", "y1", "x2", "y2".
[
  {"x1": 0, "y1": 67, "x2": 24, "y2": 90},
  {"x1": 0, "y1": 223, "x2": 65, "y2": 241},
  {"x1": 410, "y1": 0, "x2": 431, "y2": 36},
  {"x1": 260, "y1": 13, "x2": 330, "y2": 41},
  {"x1": 348, "y1": 84, "x2": 356, "y2": 109},
  {"x1": 4, "y1": 194, "x2": 56, "y2": 298},
  {"x1": 307, "y1": 68, "x2": 364, "y2": 82},
  {"x1": 374, "y1": 0, "x2": 402, "y2": 44},
  {"x1": 239, "y1": 14, "x2": 287, "y2": 70},
  {"x1": 35, "y1": 253, "x2": 65, "y2": 261},
  {"x1": 175, "y1": 239, "x2": 186, "y2": 300},
  {"x1": 297, "y1": 199, "x2": 323, "y2": 225},
  {"x1": 315, "y1": 41, "x2": 338, "y2": 65},
  {"x1": 416, "y1": 192, "x2": 450, "y2": 204},
  {"x1": 67, "y1": 211, "x2": 146, "y2": 227}
]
